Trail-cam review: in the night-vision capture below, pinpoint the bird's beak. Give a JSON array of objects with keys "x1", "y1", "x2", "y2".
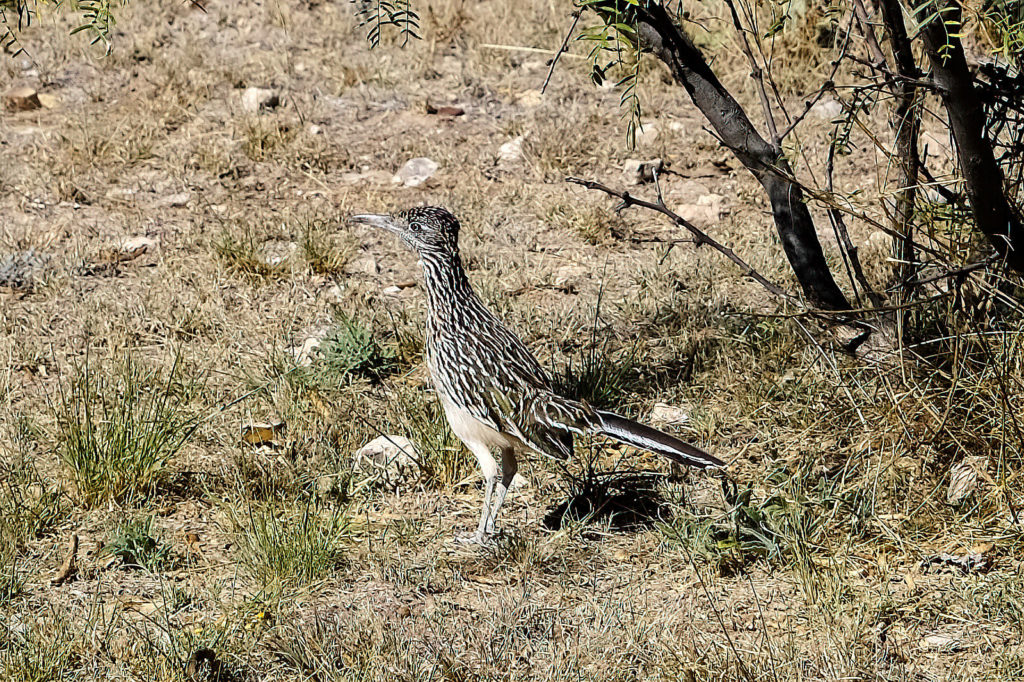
[{"x1": 348, "y1": 214, "x2": 398, "y2": 234}]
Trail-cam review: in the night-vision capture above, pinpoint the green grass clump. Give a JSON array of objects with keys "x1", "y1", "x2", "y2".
[
  {"x1": 0, "y1": 609, "x2": 82, "y2": 681},
  {"x1": 102, "y1": 516, "x2": 172, "y2": 570},
  {"x1": 318, "y1": 315, "x2": 399, "y2": 383},
  {"x1": 55, "y1": 354, "x2": 200, "y2": 507},
  {"x1": 231, "y1": 496, "x2": 351, "y2": 589},
  {"x1": 1, "y1": 418, "x2": 68, "y2": 602}
]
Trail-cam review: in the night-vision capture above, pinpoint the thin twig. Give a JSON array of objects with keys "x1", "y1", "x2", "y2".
[
  {"x1": 722, "y1": 0, "x2": 780, "y2": 147},
  {"x1": 566, "y1": 176, "x2": 796, "y2": 303},
  {"x1": 825, "y1": 126, "x2": 884, "y2": 307},
  {"x1": 481, "y1": 43, "x2": 585, "y2": 59},
  {"x1": 541, "y1": 10, "x2": 581, "y2": 95}
]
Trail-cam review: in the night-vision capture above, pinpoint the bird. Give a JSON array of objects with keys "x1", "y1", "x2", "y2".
[{"x1": 349, "y1": 206, "x2": 724, "y2": 544}]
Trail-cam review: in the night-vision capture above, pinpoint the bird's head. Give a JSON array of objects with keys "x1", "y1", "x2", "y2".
[{"x1": 349, "y1": 206, "x2": 460, "y2": 257}]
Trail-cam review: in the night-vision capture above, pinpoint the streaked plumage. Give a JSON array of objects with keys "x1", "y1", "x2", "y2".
[{"x1": 350, "y1": 206, "x2": 723, "y2": 543}]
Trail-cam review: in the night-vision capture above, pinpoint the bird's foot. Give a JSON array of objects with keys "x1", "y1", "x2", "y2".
[{"x1": 454, "y1": 530, "x2": 492, "y2": 546}]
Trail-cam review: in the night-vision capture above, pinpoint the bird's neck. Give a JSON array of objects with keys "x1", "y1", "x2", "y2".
[{"x1": 419, "y1": 250, "x2": 475, "y2": 314}]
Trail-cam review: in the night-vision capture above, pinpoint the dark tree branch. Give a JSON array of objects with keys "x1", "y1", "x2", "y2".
[
  {"x1": 878, "y1": 0, "x2": 922, "y2": 294},
  {"x1": 541, "y1": 9, "x2": 581, "y2": 95},
  {"x1": 586, "y1": 1, "x2": 851, "y2": 310},
  {"x1": 916, "y1": 0, "x2": 1024, "y2": 273},
  {"x1": 566, "y1": 176, "x2": 796, "y2": 303}
]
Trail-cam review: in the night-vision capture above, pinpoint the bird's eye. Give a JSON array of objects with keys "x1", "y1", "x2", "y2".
[{"x1": 409, "y1": 222, "x2": 422, "y2": 233}]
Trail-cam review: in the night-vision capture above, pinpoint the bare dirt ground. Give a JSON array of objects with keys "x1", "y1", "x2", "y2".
[{"x1": 2, "y1": 0, "x2": 1022, "y2": 680}]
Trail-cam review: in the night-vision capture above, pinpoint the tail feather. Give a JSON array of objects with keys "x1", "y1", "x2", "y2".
[{"x1": 593, "y1": 409, "x2": 724, "y2": 469}]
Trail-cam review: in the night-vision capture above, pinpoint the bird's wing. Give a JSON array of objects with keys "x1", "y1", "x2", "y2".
[{"x1": 451, "y1": 312, "x2": 577, "y2": 460}]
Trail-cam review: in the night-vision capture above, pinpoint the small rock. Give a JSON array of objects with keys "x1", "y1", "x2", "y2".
[
  {"x1": 351, "y1": 254, "x2": 379, "y2": 275},
  {"x1": 498, "y1": 136, "x2": 525, "y2": 163},
  {"x1": 392, "y1": 157, "x2": 439, "y2": 188},
  {"x1": 808, "y1": 97, "x2": 843, "y2": 121},
  {"x1": 649, "y1": 402, "x2": 690, "y2": 426},
  {"x1": 0, "y1": 249, "x2": 52, "y2": 292},
  {"x1": 919, "y1": 634, "x2": 960, "y2": 652},
  {"x1": 633, "y1": 124, "x2": 658, "y2": 146},
  {"x1": 947, "y1": 456, "x2": 987, "y2": 506},
  {"x1": 241, "y1": 87, "x2": 281, "y2": 113},
  {"x1": 293, "y1": 336, "x2": 323, "y2": 368},
  {"x1": 676, "y1": 193, "x2": 727, "y2": 226},
  {"x1": 4, "y1": 86, "x2": 41, "y2": 112},
  {"x1": 353, "y1": 435, "x2": 420, "y2": 491},
  {"x1": 382, "y1": 280, "x2": 417, "y2": 296},
  {"x1": 622, "y1": 158, "x2": 664, "y2": 185},
  {"x1": 672, "y1": 180, "x2": 712, "y2": 204},
  {"x1": 118, "y1": 236, "x2": 158, "y2": 261},
  {"x1": 325, "y1": 283, "x2": 346, "y2": 305},
  {"x1": 426, "y1": 102, "x2": 465, "y2": 116},
  {"x1": 37, "y1": 93, "x2": 59, "y2": 109},
  {"x1": 517, "y1": 89, "x2": 543, "y2": 107},
  {"x1": 158, "y1": 192, "x2": 191, "y2": 208},
  {"x1": 308, "y1": 124, "x2": 322, "y2": 135},
  {"x1": 259, "y1": 241, "x2": 298, "y2": 267},
  {"x1": 676, "y1": 204, "x2": 716, "y2": 226}
]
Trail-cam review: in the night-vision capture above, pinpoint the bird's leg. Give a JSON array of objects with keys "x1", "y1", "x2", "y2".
[
  {"x1": 456, "y1": 444, "x2": 499, "y2": 544},
  {"x1": 473, "y1": 474, "x2": 496, "y2": 541},
  {"x1": 485, "y1": 448, "x2": 518, "y2": 535}
]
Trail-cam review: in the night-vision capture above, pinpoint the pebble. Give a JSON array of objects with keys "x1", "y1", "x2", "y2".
[
  {"x1": 622, "y1": 158, "x2": 664, "y2": 185},
  {"x1": 241, "y1": 87, "x2": 281, "y2": 113},
  {"x1": 4, "y1": 86, "x2": 41, "y2": 112},
  {"x1": 392, "y1": 157, "x2": 438, "y2": 188}
]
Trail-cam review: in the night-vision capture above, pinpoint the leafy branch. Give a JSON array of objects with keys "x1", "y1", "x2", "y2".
[{"x1": 353, "y1": 0, "x2": 420, "y2": 48}]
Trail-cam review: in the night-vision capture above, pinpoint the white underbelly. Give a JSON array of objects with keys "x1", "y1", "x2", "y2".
[{"x1": 441, "y1": 396, "x2": 521, "y2": 452}]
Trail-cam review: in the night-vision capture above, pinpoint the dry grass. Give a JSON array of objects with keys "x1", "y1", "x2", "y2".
[{"x1": 1, "y1": 0, "x2": 1023, "y2": 680}]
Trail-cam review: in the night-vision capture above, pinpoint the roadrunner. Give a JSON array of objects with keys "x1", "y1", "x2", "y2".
[{"x1": 350, "y1": 207, "x2": 724, "y2": 543}]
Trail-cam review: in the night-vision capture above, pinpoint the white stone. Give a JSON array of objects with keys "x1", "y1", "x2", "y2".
[
  {"x1": 919, "y1": 634, "x2": 960, "y2": 652},
  {"x1": 119, "y1": 236, "x2": 157, "y2": 259},
  {"x1": 498, "y1": 136, "x2": 525, "y2": 163},
  {"x1": 241, "y1": 87, "x2": 281, "y2": 113},
  {"x1": 808, "y1": 98, "x2": 843, "y2": 120},
  {"x1": 622, "y1": 158, "x2": 664, "y2": 185},
  {"x1": 353, "y1": 435, "x2": 421, "y2": 491},
  {"x1": 633, "y1": 124, "x2": 658, "y2": 146},
  {"x1": 649, "y1": 402, "x2": 690, "y2": 426},
  {"x1": 392, "y1": 157, "x2": 438, "y2": 187},
  {"x1": 159, "y1": 192, "x2": 191, "y2": 208}
]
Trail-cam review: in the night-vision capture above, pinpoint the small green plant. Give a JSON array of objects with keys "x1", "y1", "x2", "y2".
[
  {"x1": 232, "y1": 496, "x2": 350, "y2": 589},
  {"x1": 55, "y1": 353, "x2": 200, "y2": 507},
  {"x1": 317, "y1": 315, "x2": 399, "y2": 384},
  {"x1": 102, "y1": 517, "x2": 171, "y2": 570}
]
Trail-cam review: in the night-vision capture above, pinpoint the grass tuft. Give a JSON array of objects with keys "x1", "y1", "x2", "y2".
[
  {"x1": 317, "y1": 315, "x2": 399, "y2": 383},
  {"x1": 55, "y1": 353, "x2": 201, "y2": 507},
  {"x1": 231, "y1": 495, "x2": 351, "y2": 589},
  {"x1": 102, "y1": 516, "x2": 172, "y2": 571}
]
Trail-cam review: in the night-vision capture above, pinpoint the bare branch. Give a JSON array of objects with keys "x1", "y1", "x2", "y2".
[
  {"x1": 541, "y1": 9, "x2": 581, "y2": 95},
  {"x1": 722, "y1": 0, "x2": 780, "y2": 147},
  {"x1": 565, "y1": 176, "x2": 796, "y2": 303}
]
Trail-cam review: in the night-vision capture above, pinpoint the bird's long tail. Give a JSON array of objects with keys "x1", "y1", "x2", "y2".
[{"x1": 592, "y1": 409, "x2": 725, "y2": 469}]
